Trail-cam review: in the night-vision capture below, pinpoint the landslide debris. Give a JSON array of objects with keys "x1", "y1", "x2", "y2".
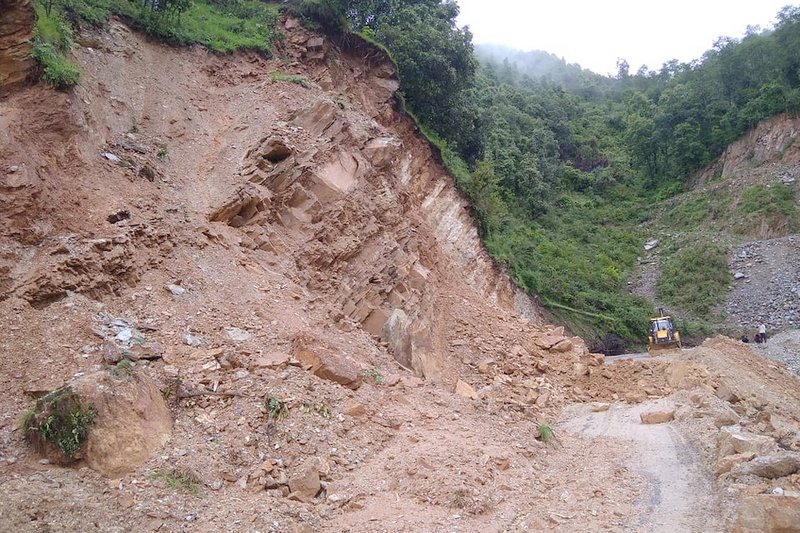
[{"x1": 1, "y1": 13, "x2": 800, "y2": 533}]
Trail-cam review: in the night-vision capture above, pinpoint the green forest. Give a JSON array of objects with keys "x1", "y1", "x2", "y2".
[{"x1": 33, "y1": 0, "x2": 800, "y2": 348}]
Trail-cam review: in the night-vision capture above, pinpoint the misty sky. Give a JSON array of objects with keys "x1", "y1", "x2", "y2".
[{"x1": 456, "y1": 0, "x2": 791, "y2": 75}]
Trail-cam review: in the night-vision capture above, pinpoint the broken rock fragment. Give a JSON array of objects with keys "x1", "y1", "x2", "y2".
[
  {"x1": 288, "y1": 466, "x2": 321, "y2": 502},
  {"x1": 639, "y1": 407, "x2": 675, "y2": 424},
  {"x1": 454, "y1": 379, "x2": 478, "y2": 400},
  {"x1": 292, "y1": 331, "x2": 362, "y2": 389}
]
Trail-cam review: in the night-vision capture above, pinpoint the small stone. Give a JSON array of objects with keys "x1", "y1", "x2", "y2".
[
  {"x1": 103, "y1": 152, "x2": 121, "y2": 163},
  {"x1": 166, "y1": 284, "x2": 186, "y2": 296},
  {"x1": 9, "y1": 165, "x2": 19, "y2": 173},
  {"x1": 552, "y1": 339, "x2": 573, "y2": 353},
  {"x1": 225, "y1": 327, "x2": 251, "y2": 343},
  {"x1": 183, "y1": 334, "x2": 203, "y2": 347},
  {"x1": 342, "y1": 400, "x2": 366, "y2": 417},
  {"x1": 640, "y1": 408, "x2": 675, "y2": 424},
  {"x1": 287, "y1": 467, "x2": 320, "y2": 501},
  {"x1": 590, "y1": 402, "x2": 611, "y2": 412},
  {"x1": 454, "y1": 380, "x2": 478, "y2": 400},
  {"x1": 250, "y1": 352, "x2": 291, "y2": 370},
  {"x1": 715, "y1": 452, "x2": 756, "y2": 475},
  {"x1": 734, "y1": 272, "x2": 746, "y2": 280}
]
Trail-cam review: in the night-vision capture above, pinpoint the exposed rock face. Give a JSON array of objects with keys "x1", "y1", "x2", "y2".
[
  {"x1": 0, "y1": 0, "x2": 34, "y2": 93},
  {"x1": 209, "y1": 28, "x2": 543, "y2": 380},
  {"x1": 696, "y1": 114, "x2": 800, "y2": 181}
]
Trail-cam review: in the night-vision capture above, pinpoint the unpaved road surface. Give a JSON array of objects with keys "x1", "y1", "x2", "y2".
[{"x1": 560, "y1": 401, "x2": 726, "y2": 533}]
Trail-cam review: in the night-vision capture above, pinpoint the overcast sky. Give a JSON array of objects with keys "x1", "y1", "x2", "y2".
[{"x1": 456, "y1": 0, "x2": 791, "y2": 75}]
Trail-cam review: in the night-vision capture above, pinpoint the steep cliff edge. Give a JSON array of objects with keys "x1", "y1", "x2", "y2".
[{"x1": 0, "y1": 19, "x2": 545, "y2": 384}]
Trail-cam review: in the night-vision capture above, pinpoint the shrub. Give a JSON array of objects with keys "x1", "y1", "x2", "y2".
[
  {"x1": 32, "y1": 42, "x2": 81, "y2": 88},
  {"x1": 362, "y1": 368, "x2": 385, "y2": 385},
  {"x1": 537, "y1": 422, "x2": 553, "y2": 443},
  {"x1": 450, "y1": 489, "x2": 466, "y2": 508},
  {"x1": 20, "y1": 386, "x2": 96, "y2": 463},
  {"x1": 266, "y1": 394, "x2": 289, "y2": 422}
]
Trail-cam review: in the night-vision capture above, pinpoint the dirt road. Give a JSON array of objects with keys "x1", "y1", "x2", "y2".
[{"x1": 560, "y1": 401, "x2": 726, "y2": 533}]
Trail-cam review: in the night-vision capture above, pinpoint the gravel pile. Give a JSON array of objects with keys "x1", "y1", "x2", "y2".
[
  {"x1": 726, "y1": 235, "x2": 800, "y2": 330},
  {"x1": 751, "y1": 329, "x2": 800, "y2": 375}
]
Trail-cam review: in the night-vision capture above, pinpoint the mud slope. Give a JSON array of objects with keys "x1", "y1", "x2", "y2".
[{"x1": 2, "y1": 17, "x2": 800, "y2": 533}]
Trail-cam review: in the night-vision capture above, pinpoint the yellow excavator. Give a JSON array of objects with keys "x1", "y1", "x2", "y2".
[{"x1": 648, "y1": 308, "x2": 681, "y2": 354}]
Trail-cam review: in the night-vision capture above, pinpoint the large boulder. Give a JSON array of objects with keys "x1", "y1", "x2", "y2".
[
  {"x1": 732, "y1": 452, "x2": 800, "y2": 480},
  {"x1": 23, "y1": 369, "x2": 172, "y2": 478},
  {"x1": 734, "y1": 494, "x2": 800, "y2": 533},
  {"x1": 717, "y1": 425, "x2": 778, "y2": 460},
  {"x1": 73, "y1": 370, "x2": 172, "y2": 478}
]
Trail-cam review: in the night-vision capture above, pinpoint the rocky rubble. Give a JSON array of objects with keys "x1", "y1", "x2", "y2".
[{"x1": 727, "y1": 235, "x2": 800, "y2": 331}]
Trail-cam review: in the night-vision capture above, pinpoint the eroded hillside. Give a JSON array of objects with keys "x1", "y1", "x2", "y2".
[{"x1": 1, "y1": 15, "x2": 800, "y2": 533}]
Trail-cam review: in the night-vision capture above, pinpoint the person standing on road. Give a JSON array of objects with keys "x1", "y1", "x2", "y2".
[{"x1": 759, "y1": 323, "x2": 767, "y2": 344}]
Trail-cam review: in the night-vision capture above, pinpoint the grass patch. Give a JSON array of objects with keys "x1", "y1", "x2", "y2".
[
  {"x1": 271, "y1": 71, "x2": 309, "y2": 86},
  {"x1": 656, "y1": 241, "x2": 730, "y2": 318},
  {"x1": 58, "y1": 0, "x2": 281, "y2": 53},
  {"x1": 31, "y1": 42, "x2": 81, "y2": 88},
  {"x1": 537, "y1": 421, "x2": 553, "y2": 444},
  {"x1": 33, "y1": 1, "x2": 73, "y2": 51},
  {"x1": 112, "y1": 358, "x2": 134, "y2": 377},
  {"x1": 362, "y1": 368, "x2": 385, "y2": 385},
  {"x1": 151, "y1": 468, "x2": 201, "y2": 495},
  {"x1": 266, "y1": 393, "x2": 289, "y2": 422},
  {"x1": 20, "y1": 386, "x2": 96, "y2": 463},
  {"x1": 738, "y1": 184, "x2": 799, "y2": 233},
  {"x1": 32, "y1": 0, "x2": 81, "y2": 88}
]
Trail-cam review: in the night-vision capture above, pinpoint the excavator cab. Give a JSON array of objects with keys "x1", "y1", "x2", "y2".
[{"x1": 648, "y1": 309, "x2": 681, "y2": 354}]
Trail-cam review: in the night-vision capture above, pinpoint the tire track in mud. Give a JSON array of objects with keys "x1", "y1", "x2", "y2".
[{"x1": 559, "y1": 401, "x2": 725, "y2": 533}]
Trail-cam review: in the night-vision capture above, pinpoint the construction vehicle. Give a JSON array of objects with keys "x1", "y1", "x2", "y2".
[{"x1": 648, "y1": 308, "x2": 681, "y2": 354}]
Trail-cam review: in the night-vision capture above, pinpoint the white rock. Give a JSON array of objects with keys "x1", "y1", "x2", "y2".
[
  {"x1": 166, "y1": 284, "x2": 186, "y2": 296},
  {"x1": 226, "y1": 327, "x2": 251, "y2": 343}
]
